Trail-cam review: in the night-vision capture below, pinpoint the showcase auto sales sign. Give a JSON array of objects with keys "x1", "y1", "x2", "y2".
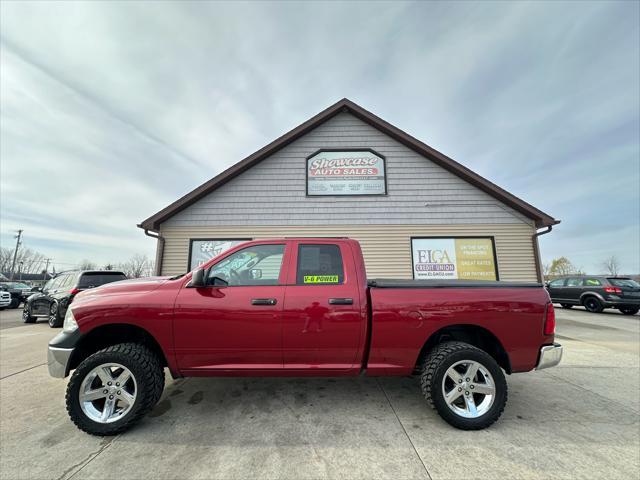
[{"x1": 307, "y1": 150, "x2": 386, "y2": 195}]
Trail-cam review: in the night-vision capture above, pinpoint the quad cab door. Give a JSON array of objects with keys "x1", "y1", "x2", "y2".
[
  {"x1": 282, "y1": 240, "x2": 366, "y2": 372},
  {"x1": 173, "y1": 241, "x2": 291, "y2": 372}
]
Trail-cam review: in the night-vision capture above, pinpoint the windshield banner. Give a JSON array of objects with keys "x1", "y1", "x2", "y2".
[
  {"x1": 411, "y1": 237, "x2": 498, "y2": 280},
  {"x1": 307, "y1": 150, "x2": 386, "y2": 195}
]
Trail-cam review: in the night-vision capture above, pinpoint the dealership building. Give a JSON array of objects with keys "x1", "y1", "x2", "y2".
[{"x1": 139, "y1": 99, "x2": 559, "y2": 281}]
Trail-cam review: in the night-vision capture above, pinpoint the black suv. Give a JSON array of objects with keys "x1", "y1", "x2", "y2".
[
  {"x1": 23, "y1": 270, "x2": 127, "y2": 327},
  {"x1": 546, "y1": 276, "x2": 640, "y2": 315}
]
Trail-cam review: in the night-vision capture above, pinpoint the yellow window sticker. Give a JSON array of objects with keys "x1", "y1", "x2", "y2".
[{"x1": 303, "y1": 275, "x2": 339, "y2": 284}]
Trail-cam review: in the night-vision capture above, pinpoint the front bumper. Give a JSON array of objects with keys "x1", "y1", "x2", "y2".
[
  {"x1": 47, "y1": 329, "x2": 81, "y2": 378},
  {"x1": 536, "y1": 343, "x2": 563, "y2": 370},
  {"x1": 47, "y1": 346, "x2": 74, "y2": 378}
]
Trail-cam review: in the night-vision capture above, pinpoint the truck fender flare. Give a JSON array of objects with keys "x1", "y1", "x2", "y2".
[
  {"x1": 69, "y1": 323, "x2": 178, "y2": 377},
  {"x1": 414, "y1": 324, "x2": 512, "y2": 374}
]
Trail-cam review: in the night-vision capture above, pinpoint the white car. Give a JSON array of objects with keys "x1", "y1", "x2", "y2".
[{"x1": 0, "y1": 289, "x2": 11, "y2": 309}]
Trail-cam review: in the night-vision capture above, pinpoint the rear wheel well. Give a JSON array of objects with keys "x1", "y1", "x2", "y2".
[
  {"x1": 69, "y1": 324, "x2": 168, "y2": 372},
  {"x1": 414, "y1": 325, "x2": 511, "y2": 374}
]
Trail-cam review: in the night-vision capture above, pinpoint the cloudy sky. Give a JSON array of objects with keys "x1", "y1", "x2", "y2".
[{"x1": 1, "y1": 1, "x2": 638, "y2": 274}]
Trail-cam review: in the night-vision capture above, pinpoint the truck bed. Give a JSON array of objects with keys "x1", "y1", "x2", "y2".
[{"x1": 365, "y1": 279, "x2": 550, "y2": 376}]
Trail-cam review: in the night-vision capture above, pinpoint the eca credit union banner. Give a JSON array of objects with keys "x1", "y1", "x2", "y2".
[
  {"x1": 307, "y1": 150, "x2": 386, "y2": 195},
  {"x1": 412, "y1": 238, "x2": 497, "y2": 280}
]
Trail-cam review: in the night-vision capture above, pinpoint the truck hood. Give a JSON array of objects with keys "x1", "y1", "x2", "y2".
[{"x1": 76, "y1": 276, "x2": 172, "y2": 299}]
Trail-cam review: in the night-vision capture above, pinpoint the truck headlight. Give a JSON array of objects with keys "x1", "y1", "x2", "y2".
[{"x1": 63, "y1": 308, "x2": 78, "y2": 333}]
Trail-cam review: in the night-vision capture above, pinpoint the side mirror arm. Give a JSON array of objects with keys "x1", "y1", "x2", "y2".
[{"x1": 188, "y1": 268, "x2": 206, "y2": 288}]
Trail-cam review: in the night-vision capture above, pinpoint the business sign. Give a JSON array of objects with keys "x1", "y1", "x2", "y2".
[
  {"x1": 188, "y1": 239, "x2": 249, "y2": 270},
  {"x1": 306, "y1": 150, "x2": 386, "y2": 196},
  {"x1": 411, "y1": 237, "x2": 498, "y2": 280}
]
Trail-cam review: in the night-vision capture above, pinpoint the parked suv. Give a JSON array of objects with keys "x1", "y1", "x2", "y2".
[
  {"x1": 546, "y1": 276, "x2": 640, "y2": 315},
  {"x1": 23, "y1": 271, "x2": 127, "y2": 327}
]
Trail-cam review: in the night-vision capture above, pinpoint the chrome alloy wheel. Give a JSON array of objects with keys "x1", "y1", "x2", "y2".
[
  {"x1": 48, "y1": 302, "x2": 58, "y2": 327},
  {"x1": 441, "y1": 360, "x2": 495, "y2": 418},
  {"x1": 79, "y1": 363, "x2": 137, "y2": 423}
]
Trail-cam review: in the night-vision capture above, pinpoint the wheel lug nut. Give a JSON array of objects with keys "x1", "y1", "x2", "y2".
[
  {"x1": 109, "y1": 395, "x2": 114, "y2": 399},
  {"x1": 103, "y1": 389, "x2": 108, "y2": 394},
  {"x1": 465, "y1": 391, "x2": 469, "y2": 395},
  {"x1": 116, "y1": 383, "x2": 120, "y2": 387},
  {"x1": 470, "y1": 385, "x2": 474, "y2": 389},
  {"x1": 107, "y1": 382, "x2": 112, "y2": 386},
  {"x1": 117, "y1": 390, "x2": 121, "y2": 395},
  {"x1": 458, "y1": 387, "x2": 462, "y2": 391},
  {"x1": 458, "y1": 379, "x2": 462, "y2": 383},
  {"x1": 466, "y1": 378, "x2": 470, "y2": 382}
]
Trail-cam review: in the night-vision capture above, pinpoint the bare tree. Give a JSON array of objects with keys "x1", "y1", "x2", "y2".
[
  {"x1": 0, "y1": 247, "x2": 46, "y2": 275},
  {"x1": 119, "y1": 254, "x2": 153, "y2": 278},
  {"x1": 542, "y1": 262, "x2": 551, "y2": 279},
  {"x1": 78, "y1": 260, "x2": 98, "y2": 270},
  {"x1": 600, "y1": 255, "x2": 620, "y2": 276},
  {"x1": 548, "y1": 257, "x2": 584, "y2": 278}
]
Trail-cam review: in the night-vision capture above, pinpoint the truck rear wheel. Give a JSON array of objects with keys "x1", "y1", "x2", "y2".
[
  {"x1": 420, "y1": 341, "x2": 507, "y2": 430},
  {"x1": 66, "y1": 343, "x2": 164, "y2": 436}
]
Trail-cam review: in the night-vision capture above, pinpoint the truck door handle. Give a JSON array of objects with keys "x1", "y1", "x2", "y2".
[
  {"x1": 251, "y1": 298, "x2": 277, "y2": 306},
  {"x1": 328, "y1": 298, "x2": 353, "y2": 305}
]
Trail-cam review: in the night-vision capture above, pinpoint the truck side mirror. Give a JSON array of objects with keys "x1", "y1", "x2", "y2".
[{"x1": 189, "y1": 269, "x2": 206, "y2": 288}]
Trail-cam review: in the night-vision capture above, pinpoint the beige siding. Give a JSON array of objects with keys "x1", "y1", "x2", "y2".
[
  {"x1": 163, "y1": 112, "x2": 532, "y2": 227},
  {"x1": 159, "y1": 224, "x2": 538, "y2": 281}
]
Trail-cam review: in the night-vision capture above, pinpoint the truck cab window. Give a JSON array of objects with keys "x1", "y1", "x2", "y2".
[
  {"x1": 207, "y1": 244, "x2": 285, "y2": 286},
  {"x1": 296, "y1": 244, "x2": 344, "y2": 285}
]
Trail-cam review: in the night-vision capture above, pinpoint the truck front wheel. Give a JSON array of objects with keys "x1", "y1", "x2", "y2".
[
  {"x1": 66, "y1": 343, "x2": 164, "y2": 435},
  {"x1": 420, "y1": 341, "x2": 507, "y2": 430}
]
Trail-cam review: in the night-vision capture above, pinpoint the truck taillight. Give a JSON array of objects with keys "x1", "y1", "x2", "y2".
[
  {"x1": 544, "y1": 303, "x2": 556, "y2": 335},
  {"x1": 604, "y1": 286, "x2": 622, "y2": 294}
]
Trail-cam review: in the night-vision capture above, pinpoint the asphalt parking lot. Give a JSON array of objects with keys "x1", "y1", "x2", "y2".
[{"x1": 1, "y1": 306, "x2": 638, "y2": 480}]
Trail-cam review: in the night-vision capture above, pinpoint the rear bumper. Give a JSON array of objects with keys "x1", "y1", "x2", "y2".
[
  {"x1": 603, "y1": 298, "x2": 640, "y2": 307},
  {"x1": 536, "y1": 343, "x2": 563, "y2": 370}
]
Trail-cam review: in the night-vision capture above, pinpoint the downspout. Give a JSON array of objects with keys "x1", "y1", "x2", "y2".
[
  {"x1": 144, "y1": 229, "x2": 165, "y2": 276},
  {"x1": 532, "y1": 225, "x2": 553, "y2": 283}
]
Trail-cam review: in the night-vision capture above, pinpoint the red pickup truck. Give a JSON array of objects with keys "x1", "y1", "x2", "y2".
[{"x1": 48, "y1": 238, "x2": 562, "y2": 435}]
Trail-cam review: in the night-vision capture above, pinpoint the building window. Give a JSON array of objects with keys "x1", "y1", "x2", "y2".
[
  {"x1": 188, "y1": 239, "x2": 251, "y2": 271},
  {"x1": 411, "y1": 237, "x2": 499, "y2": 281},
  {"x1": 207, "y1": 244, "x2": 285, "y2": 286}
]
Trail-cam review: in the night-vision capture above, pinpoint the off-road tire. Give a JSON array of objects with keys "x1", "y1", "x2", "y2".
[
  {"x1": 582, "y1": 296, "x2": 604, "y2": 313},
  {"x1": 561, "y1": 304, "x2": 573, "y2": 309},
  {"x1": 66, "y1": 343, "x2": 164, "y2": 436},
  {"x1": 420, "y1": 341, "x2": 507, "y2": 430},
  {"x1": 22, "y1": 305, "x2": 36, "y2": 323},
  {"x1": 619, "y1": 307, "x2": 639, "y2": 316}
]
